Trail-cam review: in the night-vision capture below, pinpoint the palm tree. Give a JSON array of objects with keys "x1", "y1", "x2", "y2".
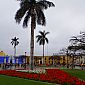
[
  {"x1": 36, "y1": 30, "x2": 49, "y2": 64},
  {"x1": 15, "y1": 0, "x2": 55, "y2": 70},
  {"x1": 11, "y1": 37, "x2": 19, "y2": 57}
]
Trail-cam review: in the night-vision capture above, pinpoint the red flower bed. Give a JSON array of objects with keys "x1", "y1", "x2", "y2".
[
  {"x1": 46, "y1": 69, "x2": 85, "y2": 85},
  {"x1": 0, "y1": 69, "x2": 85, "y2": 85}
]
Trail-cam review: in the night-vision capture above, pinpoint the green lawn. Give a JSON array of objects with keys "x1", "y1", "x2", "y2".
[
  {"x1": 0, "y1": 75, "x2": 57, "y2": 85},
  {"x1": 62, "y1": 69, "x2": 85, "y2": 80}
]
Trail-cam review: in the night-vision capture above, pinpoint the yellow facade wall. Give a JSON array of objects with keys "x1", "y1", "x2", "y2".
[
  {"x1": 26, "y1": 55, "x2": 72, "y2": 65},
  {"x1": 0, "y1": 51, "x2": 6, "y2": 56}
]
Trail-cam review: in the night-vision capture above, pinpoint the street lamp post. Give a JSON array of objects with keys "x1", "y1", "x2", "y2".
[{"x1": 25, "y1": 52, "x2": 27, "y2": 68}]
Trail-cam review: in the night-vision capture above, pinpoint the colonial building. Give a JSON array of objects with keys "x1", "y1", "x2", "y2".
[
  {"x1": 0, "y1": 50, "x2": 85, "y2": 68},
  {"x1": 27, "y1": 55, "x2": 72, "y2": 66}
]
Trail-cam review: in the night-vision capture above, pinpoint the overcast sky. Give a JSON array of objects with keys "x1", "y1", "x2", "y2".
[{"x1": 0, "y1": 0, "x2": 85, "y2": 56}]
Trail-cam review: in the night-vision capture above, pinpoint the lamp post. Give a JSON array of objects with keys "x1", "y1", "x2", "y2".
[
  {"x1": 66, "y1": 50, "x2": 69, "y2": 68},
  {"x1": 25, "y1": 52, "x2": 27, "y2": 68}
]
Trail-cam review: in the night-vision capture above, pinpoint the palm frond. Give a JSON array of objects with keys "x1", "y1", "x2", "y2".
[
  {"x1": 39, "y1": 31, "x2": 44, "y2": 35},
  {"x1": 37, "y1": 1, "x2": 48, "y2": 9},
  {"x1": 11, "y1": 41, "x2": 14, "y2": 45},
  {"x1": 36, "y1": 37, "x2": 42, "y2": 42},
  {"x1": 16, "y1": 38, "x2": 19, "y2": 40},
  {"x1": 17, "y1": 41, "x2": 19, "y2": 44},
  {"x1": 36, "y1": 35, "x2": 42, "y2": 42},
  {"x1": 45, "y1": 31, "x2": 50, "y2": 35},
  {"x1": 36, "y1": 35, "x2": 41, "y2": 38},
  {"x1": 45, "y1": 38, "x2": 49, "y2": 43},
  {"x1": 39, "y1": 38, "x2": 44, "y2": 45},
  {"x1": 23, "y1": 10, "x2": 31, "y2": 27},
  {"x1": 20, "y1": 0, "x2": 30, "y2": 7},
  {"x1": 15, "y1": 6, "x2": 28, "y2": 23},
  {"x1": 36, "y1": 9, "x2": 46, "y2": 26},
  {"x1": 38, "y1": 0, "x2": 55, "y2": 9}
]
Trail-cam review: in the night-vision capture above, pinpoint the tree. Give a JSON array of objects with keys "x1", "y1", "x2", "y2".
[
  {"x1": 68, "y1": 33, "x2": 85, "y2": 69},
  {"x1": 11, "y1": 37, "x2": 19, "y2": 56},
  {"x1": 68, "y1": 32, "x2": 85, "y2": 69},
  {"x1": 15, "y1": 0, "x2": 55, "y2": 70},
  {"x1": 36, "y1": 30, "x2": 49, "y2": 64},
  {"x1": 68, "y1": 36, "x2": 80, "y2": 69}
]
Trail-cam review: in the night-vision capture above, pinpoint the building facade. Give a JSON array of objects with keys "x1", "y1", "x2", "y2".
[{"x1": 0, "y1": 51, "x2": 85, "y2": 68}]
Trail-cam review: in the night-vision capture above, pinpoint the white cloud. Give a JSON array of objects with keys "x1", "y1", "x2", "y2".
[{"x1": 0, "y1": 0, "x2": 85, "y2": 56}]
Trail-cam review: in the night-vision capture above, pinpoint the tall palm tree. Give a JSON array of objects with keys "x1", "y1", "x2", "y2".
[
  {"x1": 15, "y1": 0, "x2": 55, "y2": 70},
  {"x1": 11, "y1": 37, "x2": 19, "y2": 57},
  {"x1": 36, "y1": 30, "x2": 49, "y2": 64}
]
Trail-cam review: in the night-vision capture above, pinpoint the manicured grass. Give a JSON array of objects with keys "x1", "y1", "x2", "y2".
[
  {"x1": 62, "y1": 69, "x2": 85, "y2": 80},
  {"x1": 0, "y1": 75, "x2": 57, "y2": 85}
]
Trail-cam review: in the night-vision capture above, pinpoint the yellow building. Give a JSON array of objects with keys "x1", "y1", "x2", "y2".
[
  {"x1": 27, "y1": 55, "x2": 73, "y2": 66},
  {"x1": 0, "y1": 51, "x2": 6, "y2": 56},
  {"x1": 0, "y1": 51, "x2": 73, "y2": 66}
]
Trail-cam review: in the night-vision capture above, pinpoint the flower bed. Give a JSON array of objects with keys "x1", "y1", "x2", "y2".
[
  {"x1": 46, "y1": 69, "x2": 85, "y2": 85},
  {"x1": 0, "y1": 69, "x2": 85, "y2": 85}
]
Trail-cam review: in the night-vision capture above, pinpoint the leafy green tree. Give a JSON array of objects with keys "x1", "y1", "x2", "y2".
[
  {"x1": 11, "y1": 37, "x2": 19, "y2": 56},
  {"x1": 15, "y1": 0, "x2": 55, "y2": 70},
  {"x1": 36, "y1": 30, "x2": 49, "y2": 64}
]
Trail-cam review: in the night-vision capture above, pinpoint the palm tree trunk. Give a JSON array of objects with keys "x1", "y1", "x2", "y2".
[
  {"x1": 30, "y1": 14, "x2": 35, "y2": 70},
  {"x1": 14, "y1": 47, "x2": 16, "y2": 57},
  {"x1": 14, "y1": 47, "x2": 16, "y2": 68},
  {"x1": 30, "y1": 26, "x2": 34, "y2": 70},
  {"x1": 42, "y1": 44, "x2": 44, "y2": 65}
]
